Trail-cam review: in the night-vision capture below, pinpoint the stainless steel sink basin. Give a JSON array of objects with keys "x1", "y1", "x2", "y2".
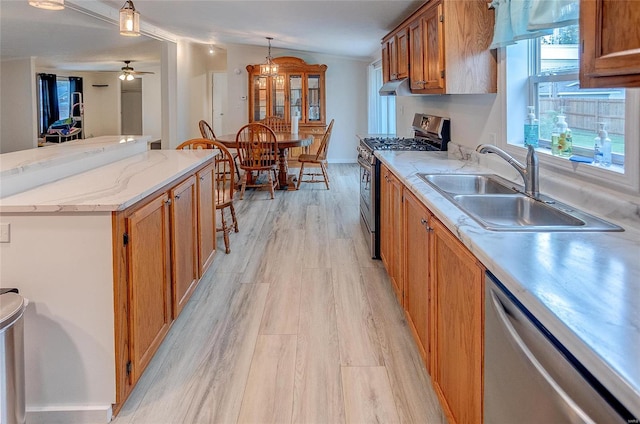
[
  {"x1": 417, "y1": 173, "x2": 623, "y2": 232},
  {"x1": 453, "y1": 194, "x2": 586, "y2": 229},
  {"x1": 418, "y1": 173, "x2": 517, "y2": 195}
]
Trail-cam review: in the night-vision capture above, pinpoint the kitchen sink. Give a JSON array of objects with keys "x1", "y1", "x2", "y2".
[
  {"x1": 418, "y1": 173, "x2": 518, "y2": 195},
  {"x1": 418, "y1": 173, "x2": 623, "y2": 232}
]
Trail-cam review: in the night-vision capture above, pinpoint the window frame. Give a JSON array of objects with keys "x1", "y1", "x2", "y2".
[
  {"x1": 501, "y1": 41, "x2": 640, "y2": 194},
  {"x1": 368, "y1": 60, "x2": 396, "y2": 135}
]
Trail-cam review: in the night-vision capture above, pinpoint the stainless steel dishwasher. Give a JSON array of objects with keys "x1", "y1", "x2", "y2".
[{"x1": 484, "y1": 272, "x2": 633, "y2": 423}]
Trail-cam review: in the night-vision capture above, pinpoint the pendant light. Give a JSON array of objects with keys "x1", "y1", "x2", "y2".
[
  {"x1": 119, "y1": 0, "x2": 140, "y2": 36},
  {"x1": 28, "y1": 0, "x2": 64, "y2": 10},
  {"x1": 260, "y1": 37, "x2": 279, "y2": 77}
]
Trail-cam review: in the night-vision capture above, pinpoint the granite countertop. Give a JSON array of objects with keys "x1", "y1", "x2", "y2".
[
  {"x1": 0, "y1": 149, "x2": 216, "y2": 213},
  {"x1": 375, "y1": 150, "x2": 640, "y2": 419}
]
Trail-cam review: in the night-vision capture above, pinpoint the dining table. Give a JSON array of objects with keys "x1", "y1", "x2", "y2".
[{"x1": 215, "y1": 131, "x2": 314, "y2": 190}]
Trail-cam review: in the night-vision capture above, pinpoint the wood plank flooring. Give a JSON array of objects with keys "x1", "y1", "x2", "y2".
[{"x1": 113, "y1": 164, "x2": 445, "y2": 424}]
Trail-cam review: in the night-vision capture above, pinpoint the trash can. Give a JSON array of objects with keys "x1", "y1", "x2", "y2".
[{"x1": 1, "y1": 289, "x2": 26, "y2": 424}]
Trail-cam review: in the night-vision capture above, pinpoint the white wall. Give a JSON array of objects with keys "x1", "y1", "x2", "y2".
[
  {"x1": 0, "y1": 58, "x2": 37, "y2": 153},
  {"x1": 142, "y1": 65, "x2": 162, "y2": 141},
  {"x1": 225, "y1": 44, "x2": 368, "y2": 163},
  {"x1": 397, "y1": 94, "x2": 501, "y2": 148}
]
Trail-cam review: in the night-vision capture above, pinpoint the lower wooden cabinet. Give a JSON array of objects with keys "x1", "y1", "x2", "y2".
[
  {"x1": 403, "y1": 188, "x2": 432, "y2": 370},
  {"x1": 196, "y1": 163, "x2": 216, "y2": 277},
  {"x1": 431, "y1": 218, "x2": 485, "y2": 424},
  {"x1": 124, "y1": 191, "x2": 172, "y2": 386},
  {"x1": 170, "y1": 175, "x2": 199, "y2": 318},
  {"x1": 112, "y1": 159, "x2": 216, "y2": 413},
  {"x1": 380, "y1": 164, "x2": 404, "y2": 304},
  {"x1": 382, "y1": 170, "x2": 486, "y2": 424}
]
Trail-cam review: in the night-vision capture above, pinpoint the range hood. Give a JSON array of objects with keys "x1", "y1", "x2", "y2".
[{"x1": 379, "y1": 78, "x2": 412, "y2": 96}]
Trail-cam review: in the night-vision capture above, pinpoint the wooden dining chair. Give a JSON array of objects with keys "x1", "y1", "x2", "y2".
[
  {"x1": 235, "y1": 123, "x2": 279, "y2": 199},
  {"x1": 260, "y1": 116, "x2": 290, "y2": 133},
  {"x1": 198, "y1": 120, "x2": 216, "y2": 140},
  {"x1": 199, "y1": 119, "x2": 241, "y2": 181},
  {"x1": 176, "y1": 138, "x2": 238, "y2": 254},
  {"x1": 296, "y1": 119, "x2": 334, "y2": 190}
]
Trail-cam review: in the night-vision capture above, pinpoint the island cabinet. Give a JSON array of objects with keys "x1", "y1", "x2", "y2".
[
  {"x1": 402, "y1": 188, "x2": 433, "y2": 370},
  {"x1": 431, "y1": 217, "x2": 485, "y2": 424},
  {"x1": 246, "y1": 56, "x2": 327, "y2": 162},
  {"x1": 379, "y1": 163, "x2": 404, "y2": 305},
  {"x1": 382, "y1": 26, "x2": 409, "y2": 82},
  {"x1": 112, "y1": 160, "x2": 216, "y2": 413},
  {"x1": 580, "y1": 0, "x2": 640, "y2": 88},
  {"x1": 383, "y1": 0, "x2": 496, "y2": 94}
]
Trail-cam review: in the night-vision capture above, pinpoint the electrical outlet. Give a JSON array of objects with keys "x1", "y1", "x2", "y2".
[{"x1": 0, "y1": 223, "x2": 9, "y2": 243}]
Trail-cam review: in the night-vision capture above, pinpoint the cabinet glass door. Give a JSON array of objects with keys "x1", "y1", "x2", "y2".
[
  {"x1": 307, "y1": 75, "x2": 321, "y2": 122},
  {"x1": 271, "y1": 75, "x2": 286, "y2": 119},
  {"x1": 252, "y1": 76, "x2": 268, "y2": 121},
  {"x1": 289, "y1": 75, "x2": 302, "y2": 121}
]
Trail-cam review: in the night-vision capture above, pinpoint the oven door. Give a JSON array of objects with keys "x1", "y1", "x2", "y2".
[{"x1": 358, "y1": 155, "x2": 380, "y2": 259}]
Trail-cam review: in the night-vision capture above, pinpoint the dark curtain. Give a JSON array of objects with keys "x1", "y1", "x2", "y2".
[
  {"x1": 69, "y1": 76, "x2": 83, "y2": 118},
  {"x1": 38, "y1": 73, "x2": 58, "y2": 135}
]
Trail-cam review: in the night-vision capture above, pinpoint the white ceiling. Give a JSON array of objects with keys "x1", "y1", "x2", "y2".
[{"x1": 1, "y1": 0, "x2": 423, "y2": 72}]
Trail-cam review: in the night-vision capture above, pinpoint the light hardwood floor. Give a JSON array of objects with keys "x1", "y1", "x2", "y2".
[{"x1": 113, "y1": 164, "x2": 445, "y2": 424}]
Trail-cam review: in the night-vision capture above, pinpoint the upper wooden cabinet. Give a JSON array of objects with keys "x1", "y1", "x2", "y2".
[
  {"x1": 580, "y1": 0, "x2": 640, "y2": 88},
  {"x1": 383, "y1": 27, "x2": 409, "y2": 82},
  {"x1": 382, "y1": 0, "x2": 497, "y2": 94},
  {"x1": 247, "y1": 57, "x2": 327, "y2": 160}
]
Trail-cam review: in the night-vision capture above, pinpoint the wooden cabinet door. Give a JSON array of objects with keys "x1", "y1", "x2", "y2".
[
  {"x1": 422, "y1": 2, "x2": 445, "y2": 92},
  {"x1": 580, "y1": 0, "x2": 640, "y2": 88},
  {"x1": 380, "y1": 164, "x2": 403, "y2": 305},
  {"x1": 170, "y1": 175, "x2": 199, "y2": 318},
  {"x1": 396, "y1": 28, "x2": 409, "y2": 80},
  {"x1": 431, "y1": 218, "x2": 484, "y2": 424},
  {"x1": 403, "y1": 189, "x2": 432, "y2": 369},
  {"x1": 388, "y1": 36, "x2": 399, "y2": 80},
  {"x1": 126, "y1": 192, "x2": 172, "y2": 383},
  {"x1": 196, "y1": 163, "x2": 216, "y2": 278},
  {"x1": 409, "y1": 18, "x2": 425, "y2": 90},
  {"x1": 381, "y1": 41, "x2": 391, "y2": 83}
]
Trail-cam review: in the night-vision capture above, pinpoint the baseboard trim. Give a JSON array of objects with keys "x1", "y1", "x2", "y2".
[{"x1": 27, "y1": 405, "x2": 112, "y2": 424}]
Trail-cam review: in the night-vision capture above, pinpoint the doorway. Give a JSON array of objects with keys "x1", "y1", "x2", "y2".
[
  {"x1": 121, "y1": 78, "x2": 143, "y2": 135},
  {"x1": 211, "y1": 72, "x2": 227, "y2": 135}
]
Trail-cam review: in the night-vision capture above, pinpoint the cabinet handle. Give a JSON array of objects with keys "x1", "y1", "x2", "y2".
[
  {"x1": 200, "y1": 176, "x2": 205, "y2": 181},
  {"x1": 165, "y1": 199, "x2": 172, "y2": 205},
  {"x1": 420, "y1": 218, "x2": 433, "y2": 232},
  {"x1": 175, "y1": 194, "x2": 181, "y2": 200}
]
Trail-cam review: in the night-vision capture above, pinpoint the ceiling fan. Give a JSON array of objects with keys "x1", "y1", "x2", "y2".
[{"x1": 118, "y1": 60, "x2": 154, "y2": 81}]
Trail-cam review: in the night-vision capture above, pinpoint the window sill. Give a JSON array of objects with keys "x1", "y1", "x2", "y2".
[{"x1": 501, "y1": 143, "x2": 638, "y2": 194}]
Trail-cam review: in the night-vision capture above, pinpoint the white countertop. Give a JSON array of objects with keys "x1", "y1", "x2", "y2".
[
  {"x1": 0, "y1": 149, "x2": 216, "y2": 212},
  {"x1": 376, "y1": 150, "x2": 640, "y2": 419}
]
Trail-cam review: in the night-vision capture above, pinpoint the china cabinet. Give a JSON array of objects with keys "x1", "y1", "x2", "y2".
[{"x1": 246, "y1": 57, "x2": 327, "y2": 160}]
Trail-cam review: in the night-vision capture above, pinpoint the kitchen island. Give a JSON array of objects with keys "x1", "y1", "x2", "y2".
[
  {"x1": 375, "y1": 146, "x2": 640, "y2": 420},
  {"x1": 0, "y1": 137, "x2": 218, "y2": 422}
]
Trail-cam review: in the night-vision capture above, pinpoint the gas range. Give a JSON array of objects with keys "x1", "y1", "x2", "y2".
[
  {"x1": 357, "y1": 113, "x2": 451, "y2": 259},
  {"x1": 361, "y1": 137, "x2": 437, "y2": 151}
]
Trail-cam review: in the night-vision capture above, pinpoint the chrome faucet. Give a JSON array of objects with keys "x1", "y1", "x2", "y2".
[{"x1": 476, "y1": 144, "x2": 539, "y2": 197}]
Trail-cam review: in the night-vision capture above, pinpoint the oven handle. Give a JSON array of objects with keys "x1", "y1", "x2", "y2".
[{"x1": 358, "y1": 156, "x2": 373, "y2": 171}]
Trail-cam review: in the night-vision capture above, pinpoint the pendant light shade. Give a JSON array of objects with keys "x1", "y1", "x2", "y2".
[
  {"x1": 28, "y1": 0, "x2": 64, "y2": 10},
  {"x1": 260, "y1": 37, "x2": 279, "y2": 77},
  {"x1": 119, "y1": 0, "x2": 140, "y2": 36}
]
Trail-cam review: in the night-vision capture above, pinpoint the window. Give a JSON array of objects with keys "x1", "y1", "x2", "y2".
[
  {"x1": 368, "y1": 60, "x2": 396, "y2": 134},
  {"x1": 36, "y1": 74, "x2": 83, "y2": 137},
  {"x1": 505, "y1": 24, "x2": 639, "y2": 192},
  {"x1": 527, "y1": 25, "x2": 625, "y2": 167}
]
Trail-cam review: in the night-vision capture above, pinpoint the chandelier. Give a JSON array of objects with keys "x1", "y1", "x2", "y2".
[
  {"x1": 260, "y1": 37, "x2": 279, "y2": 77},
  {"x1": 119, "y1": 0, "x2": 140, "y2": 36}
]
